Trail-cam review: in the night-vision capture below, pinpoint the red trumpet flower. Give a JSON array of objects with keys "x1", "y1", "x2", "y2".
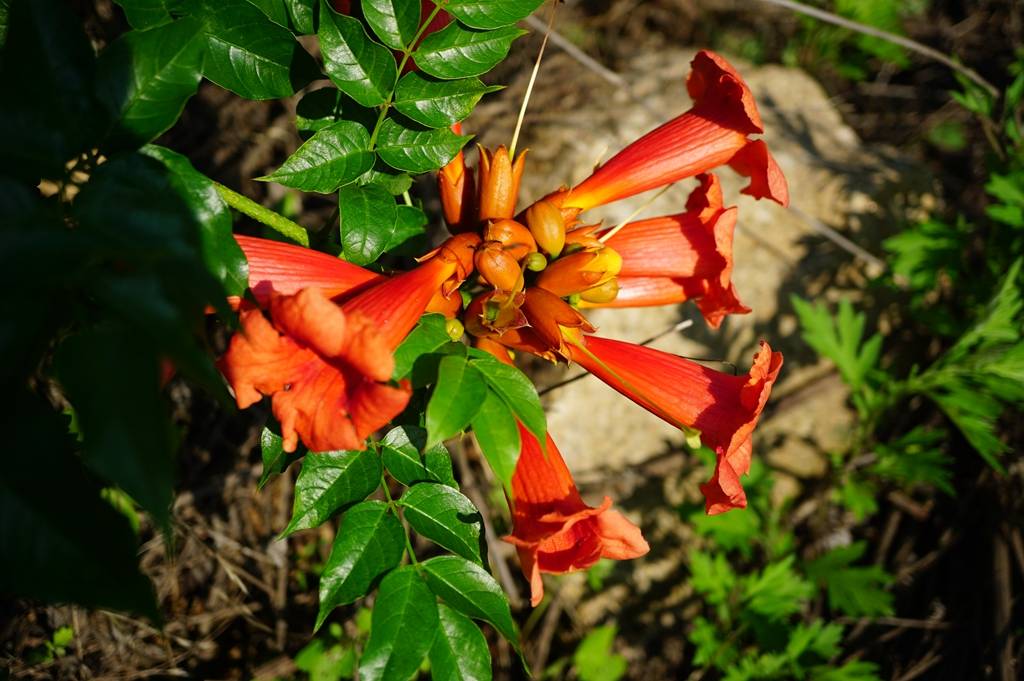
[
  {"x1": 506, "y1": 423, "x2": 649, "y2": 606},
  {"x1": 219, "y1": 234, "x2": 480, "y2": 453},
  {"x1": 587, "y1": 173, "x2": 749, "y2": 328},
  {"x1": 234, "y1": 235, "x2": 383, "y2": 307},
  {"x1": 556, "y1": 51, "x2": 789, "y2": 212},
  {"x1": 569, "y1": 336, "x2": 783, "y2": 514}
]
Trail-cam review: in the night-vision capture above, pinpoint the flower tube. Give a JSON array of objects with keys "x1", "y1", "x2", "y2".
[
  {"x1": 570, "y1": 336, "x2": 783, "y2": 514},
  {"x1": 556, "y1": 50, "x2": 789, "y2": 212}
]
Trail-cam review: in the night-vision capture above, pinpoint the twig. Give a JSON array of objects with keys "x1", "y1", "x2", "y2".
[
  {"x1": 530, "y1": 588, "x2": 565, "y2": 676},
  {"x1": 788, "y1": 205, "x2": 887, "y2": 273},
  {"x1": 754, "y1": 0, "x2": 999, "y2": 98}
]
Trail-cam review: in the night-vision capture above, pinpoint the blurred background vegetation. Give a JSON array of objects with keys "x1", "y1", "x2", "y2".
[{"x1": 4, "y1": 0, "x2": 1023, "y2": 680}]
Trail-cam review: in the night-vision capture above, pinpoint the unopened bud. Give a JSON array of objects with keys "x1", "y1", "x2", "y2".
[
  {"x1": 524, "y1": 252, "x2": 548, "y2": 272},
  {"x1": 534, "y1": 246, "x2": 623, "y2": 297},
  {"x1": 484, "y1": 219, "x2": 536, "y2": 260},
  {"x1": 475, "y1": 241, "x2": 524, "y2": 292},
  {"x1": 445, "y1": 318, "x2": 465, "y2": 341},
  {"x1": 579, "y1": 277, "x2": 620, "y2": 304},
  {"x1": 478, "y1": 145, "x2": 527, "y2": 221},
  {"x1": 525, "y1": 200, "x2": 566, "y2": 257}
]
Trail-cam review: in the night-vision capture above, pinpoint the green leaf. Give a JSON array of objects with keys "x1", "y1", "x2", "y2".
[
  {"x1": 55, "y1": 326, "x2": 176, "y2": 531},
  {"x1": 741, "y1": 556, "x2": 815, "y2": 621},
  {"x1": 295, "y1": 87, "x2": 344, "y2": 137},
  {"x1": 363, "y1": 0, "x2": 420, "y2": 50},
  {"x1": 319, "y1": 0, "x2": 397, "y2": 107},
  {"x1": 573, "y1": 624, "x2": 626, "y2": 681},
  {"x1": 689, "y1": 506, "x2": 762, "y2": 558},
  {"x1": 261, "y1": 120, "x2": 374, "y2": 193},
  {"x1": 0, "y1": 393, "x2": 157, "y2": 619},
  {"x1": 376, "y1": 117, "x2": 468, "y2": 173},
  {"x1": 198, "y1": 0, "x2": 319, "y2": 99},
  {"x1": 317, "y1": 501, "x2": 405, "y2": 628},
  {"x1": 399, "y1": 483, "x2": 484, "y2": 564},
  {"x1": 380, "y1": 425, "x2": 457, "y2": 488},
  {"x1": 421, "y1": 555, "x2": 519, "y2": 648},
  {"x1": 358, "y1": 162, "x2": 413, "y2": 195},
  {"x1": 392, "y1": 314, "x2": 454, "y2": 380},
  {"x1": 282, "y1": 449, "x2": 382, "y2": 537},
  {"x1": 248, "y1": 0, "x2": 289, "y2": 26},
  {"x1": 394, "y1": 72, "x2": 499, "y2": 128},
  {"x1": 359, "y1": 566, "x2": 439, "y2": 681},
  {"x1": 837, "y1": 477, "x2": 879, "y2": 521},
  {"x1": 805, "y1": 542, "x2": 893, "y2": 617},
  {"x1": 141, "y1": 144, "x2": 249, "y2": 297},
  {"x1": 426, "y1": 355, "x2": 488, "y2": 446},
  {"x1": 0, "y1": 0, "x2": 106, "y2": 179},
  {"x1": 98, "y1": 18, "x2": 206, "y2": 150},
  {"x1": 791, "y1": 296, "x2": 882, "y2": 392},
  {"x1": 470, "y1": 357, "x2": 546, "y2": 444},
  {"x1": 429, "y1": 604, "x2": 493, "y2": 681},
  {"x1": 688, "y1": 550, "x2": 736, "y2": 607},
  {"x1": 469, "y1": 389, "x2": 520, "y2": 492},
  {"x1": 812, "y1": 660, "x2": 882, "y2": 681},
  {"x1": 386, "y1": 204, "x2": 428, "y2": 254},
  {"x1": 337, "y1": 183, "x2": 398, "y2": 265},
  {"x1": 285, "y1": 0, "x2": 315, "y2": 34},
  {"x1": 294, "y1": 639, "x2": 357, "y2": 681},
  {"x1": 113, "y1": 0, "x2": 193, "y2": 30},
  {"x1": 257, "y1": 427, "x2": 301, "y2": 489},
  {"x1": 414, "y1": 23, "x2": 525, "y2": 79},
  {"x1": 870, "y1": 426, "x2": 953, "y2": 495},
  {"x1": 786, "y1": 620, "x2": 843, "y2": 662},
  {"x1": 442, "y1": 0, "x2": 545, "y2": 30}
]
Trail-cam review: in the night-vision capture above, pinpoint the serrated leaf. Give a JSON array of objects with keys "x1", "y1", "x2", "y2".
[
  {"x1": 470, "y1": 357, "x2": 545, "y2": 444},
  {"x1": 430, "y1": 604, "x2": 493, "y2": 681},
  {"x1": 421, "y1": 555, "x2": 519, "y2": 648},
  {"x1": 98, "y1": 18, "x2": 205, "y2": 149},
  {"x1": 415, "y1": 22, "x2": 525, "y2": 79},
  {"x1": 317, "y1": 501, "x2": 404, "y2": 628},
  {"x1": 741, "y1": 556, "x2": 814, "y2": 621},
  {"x1": 470, "y1": 389, "x2": 520, "y2": 492},
  {"x1": 426, "y1": 355, "x2": 488, "y2": 446},
  {"x1": 380, "y1": 425, "x2": 457, "y2": 488},
  {"x1": 688, "y1": 551, "x2": 736, "y2": 607},
  {"x1": 689, "y1": 505, "x2": 761, "y2": 558},
  {"x1": 791, "y1": 296, "x2": 881, "y2": 392},
  {"x1": 363, "y1": 0, "x2": 420, "y2": 50},
  {"x1": 54, "y1": 326, "x2": 176, "y2": 531},
  {"x1": 573, "y1": 624, "x2": 626, "y2": 681},
  {"x1": 376, "y1": 117, "x2": 468, "y2": 173},
  {"x1": 337, "y1": 183, "x2": 398, "y2": 265},
  {"x1": 392, "y1": 314, "x2": 454, "y2": 381},
  {"x1": 0, "y1": 394, "x2": 158, "y2": 619},
  {"x1": 443, "y1": 0, "x2": 545, "y2": 30},
  {"x1": 394, "y1": 72, "x2": 500, "y2": 127},
  {"x1": 257, "y1": 426, "x2": 302, "y2": 488},
  {"x1": 282, "y1": 449, "x2": 382, "y2": 536},
  {"x1": 141, "y1": 144, "x2": 249, "y2": 297},
  {"x1": 198, "y1": 0, "x2": 319, "y2": 100},
  {"x1": 359, "y1": 566, "x2": 439, "y2": 681},
  {"x1": 399, "y1": 482, "x2": 484, "y2": 564},
  {"x1": 319, "y1": 0, "x2": 397, "y2": 107},
  {"x1": 0, "y1": 0, "x2": 106, "y2": 179},
  {"x1": 805, "y1": 542, "x2": 893, "y2": 618},
  {"x1": 812, "y1": 660, "x2": 882, "y2": 681},
  {"x1": 261, "y1": 119, "x2": 373, "y2": 193}
]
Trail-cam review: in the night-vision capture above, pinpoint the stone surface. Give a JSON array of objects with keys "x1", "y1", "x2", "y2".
[{"x1": 467, "y1": 47, "x2": 932, "y2": 482}]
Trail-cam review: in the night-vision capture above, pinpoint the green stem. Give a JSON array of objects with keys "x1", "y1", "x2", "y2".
[
  {"x1": 381, "y1": 473, "x2": 419, "y2": 566},
  {"x1": 214, "y1": 182, "x2": 310, "y2": 247}
]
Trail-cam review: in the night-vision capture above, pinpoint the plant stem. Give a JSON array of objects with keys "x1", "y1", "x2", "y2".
[
  {"x1": 381, "y1": 473, "x2": 419, "y2": 566},
  {"x1": 214, "y1": 182, "x2": 309, "y2": 247}
]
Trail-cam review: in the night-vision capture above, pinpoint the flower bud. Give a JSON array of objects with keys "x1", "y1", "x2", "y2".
[
  {"x1": 524, "y1": 252, "x2": 548, "y2": 272},
  {"x1": 475, "y1": 241, "x2": 525, "y2": 292},
  {"x1": 484, "y1": 219, "x2": 536, "y2": 260},
  {"x1": 525, "y1": 199, "x2": 566, "y2": 257},
  {"x1": 535, "y1": 246, "x2": 623, "y2": 297},
  {"x1": 579, "y1": 277, "x2": 620, "y2": 304},
  {"x1": 478, "y1": 145, "x2": 527, "y2": 221},
  {"x1": 520, "y1": 287, "x2": 595, "y2": 360},
  {"x1": 445, "y1": 317, "x2": 465, "y2": 342},
  {"x1": 425, "y1": 289, "x2": 463, "y2": 319},
  {"x1": 465, "y1": 291, "x2": 526, "y2": 337}
]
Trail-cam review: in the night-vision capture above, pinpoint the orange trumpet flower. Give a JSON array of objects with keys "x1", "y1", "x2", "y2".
[
  {"x1": 505, "y1": 423, "x2": 650, "y2": 606},
  {"x1": 557, "y1": 51, "x2": 789, "y2": 212},
  {"x1": 569, "y1": 336, "x2": 783, "y2": 514},
  {"x1": 585, "y1": 173, "x2": 750, "y2": 328},
  {"x1": 235, "y1": 235, "x2": 382, "y2": 306},
  {"x1": 219, "y1": 234, "x2": 480, "y2": 453}
]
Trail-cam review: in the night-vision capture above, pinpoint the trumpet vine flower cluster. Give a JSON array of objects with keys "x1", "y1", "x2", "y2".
[{"x1": 219, "y1": 50, "x2": 787, "y2": 606}]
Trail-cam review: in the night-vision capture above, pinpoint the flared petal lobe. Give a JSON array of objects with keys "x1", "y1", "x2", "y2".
[
  {"x1": 587, "y1": 174, "x2": 750, "y2": 327},
  {"x1": 235, "y1": 235, "x2": 383, "y2": 306},
  {"x1": 218, "y1": 288, "x2": 411, "y2": 453},
  {"x1": 505, "y1": 424, "x2": 649, "y2": 606},
  {"x1": 559, "y1": 50, "x2": 788, "y2": 211},
  {"x1": 570, "y1": 337, "x2": 782, "y2": 514}
]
